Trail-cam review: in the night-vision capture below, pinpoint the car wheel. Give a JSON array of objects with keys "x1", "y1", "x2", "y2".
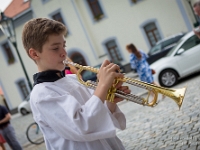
[
  {"x1": 159, "y1": 69, "x2": 178, "y2": 87},
  {"x1": 20, "y1": 108, "x2": 29, "y2": 115}
]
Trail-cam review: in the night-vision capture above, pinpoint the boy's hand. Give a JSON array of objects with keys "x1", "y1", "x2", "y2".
[
  {"x1": 97, "y1": 60, "x2": 123, "y2": 90},
  {"x1": 113, "y1": 85, "x2": 131, "y2": 103},
  {"x1": 94, "y1": 60, "x2": 124, "y2": 102},
  {"x1": 106, "y1": 85, "x2": 131, "y2": 113}
]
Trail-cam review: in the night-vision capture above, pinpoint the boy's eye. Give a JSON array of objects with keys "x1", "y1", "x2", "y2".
[{"x1": 53, "y1": 47, "x2": 59, "y2": 50}]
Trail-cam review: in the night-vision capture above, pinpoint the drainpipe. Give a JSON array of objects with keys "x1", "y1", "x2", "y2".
[{"x1": 70, "y1": 0, "x2": 98, "y2": 59}]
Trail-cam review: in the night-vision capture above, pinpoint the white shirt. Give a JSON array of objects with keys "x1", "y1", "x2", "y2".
[{"x1": 30, "y1": 74, "x2": 126, "y2": 150}]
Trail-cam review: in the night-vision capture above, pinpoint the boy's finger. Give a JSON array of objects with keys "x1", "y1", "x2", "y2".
[
  {"x1": 101, "y1": 60, "x2": 110, "y2": 67},
  {"x1": 109, "y1": 64, "x2": 120, "y2": 71},
  {"x1": 115, "y1": 81, "x2": 123, "y2": 88}
]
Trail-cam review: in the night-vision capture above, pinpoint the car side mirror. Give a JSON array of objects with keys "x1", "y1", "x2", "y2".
[{"x1": 176, "y1": 48, "x2": 184, "y2": 55}]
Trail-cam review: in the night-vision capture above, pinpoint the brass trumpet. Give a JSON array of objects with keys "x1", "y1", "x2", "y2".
[{"x1": 63, "y1": 60, "x2": 186, "y2": 109}]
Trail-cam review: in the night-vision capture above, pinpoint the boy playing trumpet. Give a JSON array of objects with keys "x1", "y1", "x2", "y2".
[{"x1": 22, "y1": 18, "x2": 130, "y2": 150}]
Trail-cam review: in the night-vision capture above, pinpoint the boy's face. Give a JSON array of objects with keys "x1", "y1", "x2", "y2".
[{"x1": 33, "y1": 34, "x2": 67, "y2": 72}]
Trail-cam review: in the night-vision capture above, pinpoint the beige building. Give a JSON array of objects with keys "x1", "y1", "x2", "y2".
[{"x1": 0, "y1": 0, "x2": 199, "y2": 113}]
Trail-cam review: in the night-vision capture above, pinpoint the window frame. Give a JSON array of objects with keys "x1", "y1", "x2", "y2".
[
  {"x1": 41, "y1": 0, "x2": 50, "y2": 4},
  {"x1": 87, "y1": 0, "x2": 104, "y2": 21},
  {"x1": 129, "y1": 0, "x2": 143, "y2": 6},
  {"x1": 0, "y1": 40, "x2": 16, "y2": 65},
  {"x1": 105, "y1": 40, "x2": 123, "y2": 62},
  {"x1": 144, "y1": 22, "x2": 161, "y2": 47},
  {"x1": 49, "y1": 9, "x2": 70, "y2": 35},
  {"x1": 16, "y1": 79, "x2": 30, "y2": 100},
  {"x1": 84, "y1": 0, "x2": 107, "y2": 23}
]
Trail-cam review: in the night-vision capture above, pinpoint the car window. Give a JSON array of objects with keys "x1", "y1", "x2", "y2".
[
  {"x1": 174, "y1": 34, "x2": 184, "y2": 41},
  {"x1": 149, "y1": 44, "x2": 162, "y2": 55},
  {"x1": 82, "y1": 71, "x2": 96, "y2": 79},
  {"x1": 179, "y1": 35, "x2": 200, "y2": 51},
  {"x1": 167, "y1": 38, "x2": 184, "y2": 56}
]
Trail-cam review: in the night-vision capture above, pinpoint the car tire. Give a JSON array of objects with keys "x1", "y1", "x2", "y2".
[
  {"x1": 20, "y1": 108, "x2": 29, "y2": 115},
  {"x1": 159, "y1": 69, "x2": 178, "y2": 87}
]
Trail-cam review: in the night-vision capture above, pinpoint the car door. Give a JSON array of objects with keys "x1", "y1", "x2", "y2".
[{"x1": 174, "y1": 35, "x2": 200, "y2": 76}]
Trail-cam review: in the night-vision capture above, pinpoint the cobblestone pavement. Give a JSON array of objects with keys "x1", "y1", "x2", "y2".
[
  {"x1": 5, "y1": 72, "x2": 200, "y2": 150},
  {"x1": 118, "y1": 72, "x2": 200, "y2": 150}
]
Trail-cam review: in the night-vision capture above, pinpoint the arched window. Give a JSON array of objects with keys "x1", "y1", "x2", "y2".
[
  {"x1": 70, "y1": 52, "x2": 87, "y2": 66},
  {"x1": 144, "y1": 22, "x2": 161, "y2": 47},
  {"x1": 2, "y1": 42, "x2": 15, "y2": 65}
]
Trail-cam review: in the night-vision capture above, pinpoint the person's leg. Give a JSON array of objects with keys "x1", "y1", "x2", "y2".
[
  {"x1": 0, "y1": 134, "x2": 6, "y2": 150},
  {"x1": 2, "y1": 124, "x2": 22, "y2": 150}
]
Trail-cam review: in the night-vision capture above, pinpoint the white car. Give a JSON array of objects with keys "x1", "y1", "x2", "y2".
[
  {"x1": 18, "y1": 95, "x2": 32, "y2": 115},
  {"x1": 150, "y1": 31, "x2": 200, "y2": 87}
]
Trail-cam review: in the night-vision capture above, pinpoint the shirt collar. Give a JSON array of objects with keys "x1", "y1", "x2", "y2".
[{"x1": 33, "y1": 70, "x2": 65, "y2": 86}]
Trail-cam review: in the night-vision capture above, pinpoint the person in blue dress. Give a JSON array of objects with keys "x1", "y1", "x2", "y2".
[{"x1": 126, "y1": 43, "x2": 155, "y2": 84}]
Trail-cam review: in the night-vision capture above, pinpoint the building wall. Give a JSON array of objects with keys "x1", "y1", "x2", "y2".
[
  {"x1": 0, "y1": 0, "x2": 196, "y2": 112},
  {"x1": 31, "y1": 0, "x2": 189, "y2": 65},
  {"x1": 0, "y1": 34, "x2": 27, "y2": 109},
  {"x1": 0, "y1": 11, "x2": 33, "y2": 111},
  {"x1": 31, "y1": 0, "x2": 100, "y2": 66},
  {"x1": 75, "y1": 0, "x2": 187, "y2": 62}
]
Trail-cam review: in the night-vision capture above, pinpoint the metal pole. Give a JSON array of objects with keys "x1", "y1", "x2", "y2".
[{"x1": 11, "y1": 41, "x2": 33, "y2": 90}]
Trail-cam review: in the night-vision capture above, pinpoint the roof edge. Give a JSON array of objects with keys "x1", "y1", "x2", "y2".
[{"x1": 12, "y1": 8, "x2": 32, "y2": 20}]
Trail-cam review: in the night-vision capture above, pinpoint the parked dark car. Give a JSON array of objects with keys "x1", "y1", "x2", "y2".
[
  {"x1": 147, "y1": 33, "x2": 186, "y2": 65},
  {"x1": 82, "y1": 62, "x2": 125, "y2": 82},
  {"x1": 81, "y1": 64, "x2": 100, "y2": 82}
]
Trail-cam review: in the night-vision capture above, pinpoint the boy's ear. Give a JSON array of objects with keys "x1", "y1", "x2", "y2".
[{"x1": 29, "y1": 48, "x2": 39, "y2": 60}]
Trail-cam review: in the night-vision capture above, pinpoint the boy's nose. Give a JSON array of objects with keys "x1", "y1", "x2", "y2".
[{"x1": 61, "y1": 49, "x2": 67, "y2": 57}]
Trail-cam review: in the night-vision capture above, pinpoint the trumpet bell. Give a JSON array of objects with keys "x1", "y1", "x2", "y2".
[{"x1": 171, "y1": 87, "x2": 186, "y2": 109}]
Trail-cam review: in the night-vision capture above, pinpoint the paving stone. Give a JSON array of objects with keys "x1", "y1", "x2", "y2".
[
  {"x1": 188, "y1": 128, "x2": 198, "y2": 135},
  {"x1": 175, "y1": 140, "x2": 184, "y2": 148},
  {"x1": 179, "y1": 144, "x2": 189, "y2": 149},
  {"x1": 189, "y1": 145, "x2": 198, "y2": 150},
  {"x1": 164, "y1": 145, "x2": 175, "y2": 150}
]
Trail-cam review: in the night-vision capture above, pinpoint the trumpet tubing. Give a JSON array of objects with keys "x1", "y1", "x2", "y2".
[{"x1": 63, "y1": 60, "x2": 186, "y2": 109}]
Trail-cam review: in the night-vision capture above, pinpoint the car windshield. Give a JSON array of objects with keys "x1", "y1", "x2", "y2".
[
  {"x1": 149, "y1": 44, "x2": 162, "y2": 55},
  {"x1": 149, "y1": 34, "x2": 185, "y2": 56},
  {"x1": 81, "y1": 64, "x2": 100, "y2": 81},
  {"x1": 166, "y1": 38, "x2": 184, "y2": 56},
  {"x1": 162, "y1": 38, "x2": 176, "y2": 47},
  {"x1": 82, "y1": 71, "x2": 95, "y2": 79}
]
